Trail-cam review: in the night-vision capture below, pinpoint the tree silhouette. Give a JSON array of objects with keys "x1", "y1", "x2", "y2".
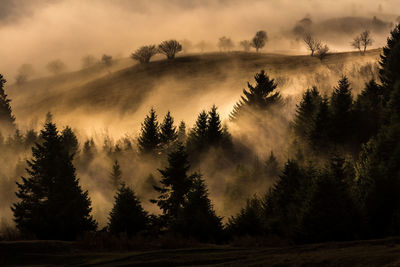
[
  {"x1": 137, "y1": 108, "x2": 160, "y2": 155},
  {"x1": 239, "y1": 40, "x2": 251, "y2": 52},
  {"x1": 108, "y1": 183, "x2": 148, "y2": 237},
  {"x1": 251, "y1": 30, "x2": 268, "y2": 52},
  {"x1": 303, "y1": 33, "x2": 321, "y2": 56},
  {"x1": 61, "y1": 126, "x2": 79, "y2": 157},
  {"x1": 160, "y1": 111, "x2": 178, "y2": 150},
  {"x1": 187, "y1": 110, "x2": 208, "y2": 153},
  {"x1": 230, "y1": 70, "x2": 281, "y2": 121},
  {"x1": 110, "y1": 160, "x2": 123, "y2": 189},
  {"x1": 0, "y1": 74, "x2": 16, "y2": 134},
  {"x1": 131, "y1": 45, "x2": 158, "y2": 64},
  {"x1": 12, "y1": 122, "x2": 97, "y2": 240},
  {"x1": 46, "y1": 59, "x2": 67, "y2": 75},
  {"x1": 218, "y1": 36, "x2": 234, "y2": 52},
  {"x1": 177, "y1": 121, "x2": 187, "y2": 144},
  {"x1": 352, "y1": 30, "x2": 373, "y2": 55},
  {"x1": 158, "y1": 40, "x2": 182, "y2": 60}
]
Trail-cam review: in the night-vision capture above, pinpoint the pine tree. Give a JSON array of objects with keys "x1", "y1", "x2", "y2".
[
  {"x1": 187, "y1": 110, "x2": 208, "y2": 153},
  {"x1": 0, "y1": 74, "x2": 16, "y2": 134},
  {"x1": 175, "y1": 174, "x2": 223, "y2": 241},
  {"x1": 293, "y1": 86, "x2": 322, "y2": 140},
  {"x1": 152, "y1": 143, "x2": 194, "y2": 223},
  {"x1": 110, "y1": 160, "x2": 123, "y2": 189},
  {"x1": 379, "y1": 24, "x2": 400, "y2": 104},
  {"x1": 12, "y1": 122, "x2": 97, "y2": 240},
  {"x1": 309, "y1": 96, "x2": 331, "y2": 150},
  {"x1": 302, "y1": 155, "x2": 359, "y2": 243},
  {"x1": 330, "y1": 76, "x2": 354, "y2": 145},
  {"x1": 61, "y1": 126, "x2": 79, "y2": 157},
  {"x1": 24, "y1": 129, "x2": 39, "y2": 150},
  {"x1": 207, "y1": 105, "x2": 224, "y2": 146},
  {"x1": 177, "y1": 121, "x2": 187, "y2": 144},
  {"x1": 159, "y1": 111, "x2": 178, "y2": 149},
  {"x1": 230, "y1": 70, "x2": 281, "y2": 121},
  {"x1": 82, "y1": 138, "x2": 96, "y2": 162},
  {"x1": 137, "y1": 108, "x2": 160, "y2": 155},
  {"x1": 108, "y1": 183, "x2": 148, "y2": 237}
]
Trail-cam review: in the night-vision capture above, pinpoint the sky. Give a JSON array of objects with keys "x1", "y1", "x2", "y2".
[{"x1": 0, "y1": 0, "x2": 399, "y2": 78}]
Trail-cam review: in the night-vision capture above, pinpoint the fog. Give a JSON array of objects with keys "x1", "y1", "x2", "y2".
[{"x1": 0, "y1": 0, "x2": 398, "y2": 78}]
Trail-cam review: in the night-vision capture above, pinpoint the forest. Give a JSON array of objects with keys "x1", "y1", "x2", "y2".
[{"x1": 0, "y1": 22, "x2": 399, "y2": 251}]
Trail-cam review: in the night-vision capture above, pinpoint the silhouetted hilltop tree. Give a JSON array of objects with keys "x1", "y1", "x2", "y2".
[
  {"x1": 12, "y1": 122, "x2": 97, "y2": 240},
  {"x1": 218, "y1": 36, "x2": 234, "y2": 52},
  {"x1": 230, "y1": 70, "x2": 281, "y2": 121},
  {"x1": 108, "y1": 183, "x2": 148, "y2": 237},
  {"x1": 46, "y1": 59, "x2": 67, "y2": 75},
  {"x1": 158, "y1": 40, "x2": 182, "y2": 60},
  {"x1": 354, "y1": 80, "x2": 384, "y2": 144},
  {"x1": 101, "y1": 54, "x2": 113, "y2": 67},
  {"x1": 160, "y1": 111, "x2": 178, "y2": 150},
  {"x1": 174, "y1": 173, "x2": 223, "y2": 241},
  {"x1": 0, "y1": 74, "x2": 16, "y2": 134},
  {"x1": 251, "y1": 30, "x2": 268, "y2": 52},
  {"x1": 110, "y1": 160, "x2": 123, "y2": 189},
  {"x1": 61, "y1": 126, "x2": 79, "y2": 157},
  {"x1": 239, "y1": 40, "x2": 251, "y2": 52},
  {"x1": 302, "y1": 156, "x2": 359, "y2": 243},
  {"x1": 15, "y1": 64, "x2": 34, "y2": 85},
  {"x1": 152, "y1": 143, "x2": 194, "y2": 224},
  {"x1": 293, "y1": 86, "x2": 322, "y2": 140},
  {"x1": 352, "y1": 30, "x2": 373, "y2": 55},
  {"x1": 379, "y1": 24, "x2": 400, "y2": 104},
  {"x1": 177, "y1": 121, "x2": 187, "y2": 144},
  {"x1": 315, "y1": 43, "x2": 329, "y2": 61},
  {"x1": 303, "y1": 33, "x2": 321, "y2": 56},
  {"x1": 131, "y1": 45, "x2": 158, "y2": 64},
  {"x1": 329, "y1": 76, "x2": 354, "y2": 145},
  {"x1": 137, "y1": 108, "x2": 160, "y2": 155}
]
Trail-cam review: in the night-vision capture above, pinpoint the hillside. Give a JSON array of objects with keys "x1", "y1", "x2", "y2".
[{"x1": 7, "y1": 50, "x2": 381, "y2": 134}]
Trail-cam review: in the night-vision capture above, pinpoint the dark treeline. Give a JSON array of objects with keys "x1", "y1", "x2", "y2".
[{"x1": 1, "y1": 25, "x2": 400, "y2": 245}]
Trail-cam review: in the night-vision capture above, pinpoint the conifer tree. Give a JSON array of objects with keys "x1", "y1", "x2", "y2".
[
  {"x1": 24, "y1": 129, "x2": 39, "y2": 149},
  {"x1": 152, "y1": 143, "x2": 194, "y2": 223},
  {"x1": 137, "y1": 108, "x2": 160, "y2": 155},
  {"x1": 0, "y1": 74, "x2": 16, "y2": 134},
  {"x1": 175, "y1": 174, "x2": 223, "y2": 241},
  {"x1": 61, "y1": 126, "x2": 79, "y2": 157},
  {"x1": 230, "y1": 70, "x2": 281, "y2": 121},
  {"x1": 108, "y1": 183, "x2": 148, "y2": 237},
  {"x1": 330, "y1": 76, "x2": 354, "y2": 145},
  {"x1": 187, "y1": 110, "x2": 208, "y2": 153},
  {"x1": 159, "y1": 111, "x2": 178, "y2": 149},
  {"x1": 12, "y1": 122, "x2": 97, "y2": 240},
  {"x1": 309, "y1": 96, "x2": 331, "y2": 150},
  {"x1": 207, "y1": 105, "x2": 224, "y2": 146},
  {"x1": 293, "y1": 86, "x2": 322, "y2": 140},
  {"x1": 379, "y1": 23, "x2": 400, "y2": 103},
  {"x1": 82, "y1": 138, "x2": 96, "y2": 162},
  {"x1": 110, "y1": 160, "x2": 123, "y2": 189},
  {"x1": 265, "y1": 151, "x2": 279, "y2": 178},
  {"x1": 177, "y1": 121, "x2": 187, "y2": 144}
]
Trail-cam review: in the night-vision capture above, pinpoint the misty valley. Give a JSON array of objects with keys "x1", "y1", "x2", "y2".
[{"x1": 1, "y1": 1, "x2": 400, "y2": 266}]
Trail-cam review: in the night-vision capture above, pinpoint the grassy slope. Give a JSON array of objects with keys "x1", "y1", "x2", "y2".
[
  {"x1": 8, "y1": 50, "x2": 381, "y2": 122},
  {"x1": 2, "y1": 237, "x2": 400, "y2": 266}
]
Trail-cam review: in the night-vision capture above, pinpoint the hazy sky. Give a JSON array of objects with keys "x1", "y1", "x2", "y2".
[{"x1": 0, "y1": 0, "x2": 398, "y2": 78}]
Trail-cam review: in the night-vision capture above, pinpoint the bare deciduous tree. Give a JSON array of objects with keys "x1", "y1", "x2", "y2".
[
  {"x1": 81, "y1": 55, "x2": 97, "y2": 69},
  {"x1": 316, "y1": 44, "x2": 329, "y2": 61},
  {"x1": 239, "y1": 40, "x2": 251, "y2": 52},
  {"x1": 218, "y1": 36, "x2": 234, "y2": 52},
  {"x1": 251, "y1": 30, "x2": 268, "y2": 52},
  {"x1": 131, "y1": 45, "x2": 158, "y2": 64},
  {"x1": 352, "y1": 30, "x2": 373, "y2": 55},
  {"x1": 158, "y1": 40, "x2": 182, "y2": 59},
  {"x1": 15, "y1": 64, "x2": 34, "y2": 84},
  {"x1": 46, "y1": 60, "x2": 67, "y2": 75},
  {"x1": 303, "y1": 33, "x2": 321, "y2": 56}
]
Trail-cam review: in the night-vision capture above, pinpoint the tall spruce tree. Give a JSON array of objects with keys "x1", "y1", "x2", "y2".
[
  {"x1": 330, "y1": 76, "x2": 354, "y2": 145},
  {"x1": 293, "y1": 86, "x2": 322, "y2": 140},
  {"x1": 12, "y1": 122, "x2": 97, "y2": 240},
  {"x1": 159, "y1": 111, "x2": 178, "y2": 149},
  {"x1": 0, "y1": 74, "x2": 16, "y2": 134},
  {"x1": 108, "y1": 183, "x2": 148, "y2": 237},
  {"x1": 61, "y1": 126, "x2": 79, "y2": 157},
  {"x1": 174, "y1": 174, "x2": 223, "y2": 241},
  {"x1": 152, "y1": 143, "x2": 194, "y2": 223},
  {"x1": 110, "y1": 160, "x2": 123, "y2": 189},
  {"x1": 137, "y1": 108, "x2": 160, "y2": 155},
  {"x1": 230, "y1": 70, "x2": 281, "y2": 121},
  {"x1": 309, "y1": 96, "x2": 331, "y2": 151},
  {"x1": 187, "y1": 110, "x2": 208, "y2": 153},
  {"x1": 379, "y1": 23, "x2": 400, "y2": 104},
  {"x1": 177, "y1": 121, "x2": 187, "y2": 144}
]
